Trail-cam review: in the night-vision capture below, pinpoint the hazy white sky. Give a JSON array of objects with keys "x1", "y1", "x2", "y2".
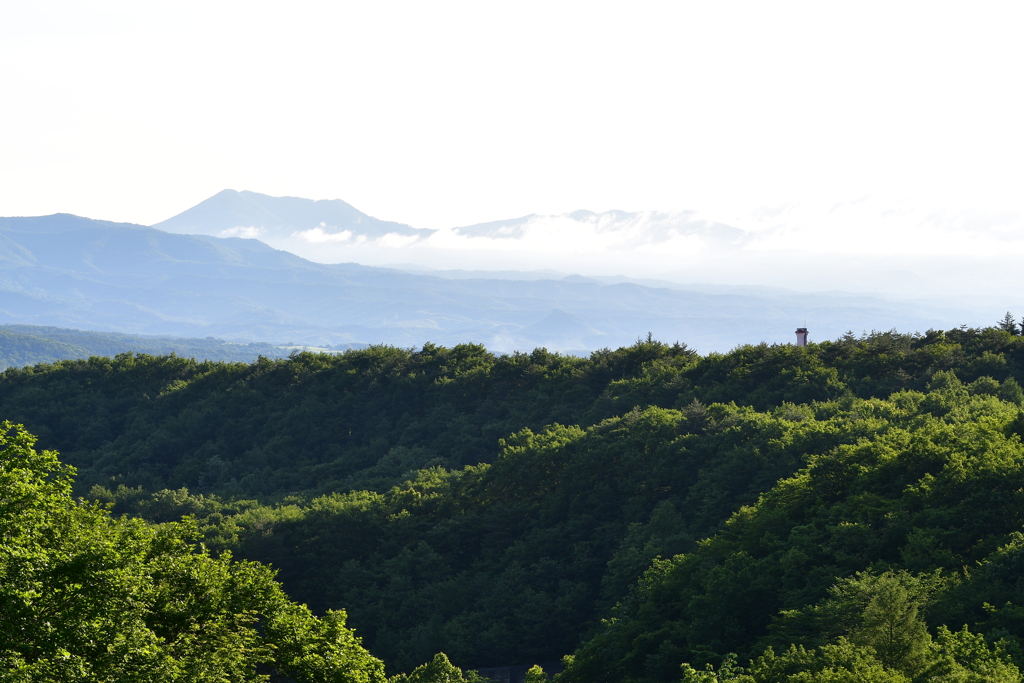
[{"x1": 2, "y1": 1, "x2": 1022, "y2": 248}]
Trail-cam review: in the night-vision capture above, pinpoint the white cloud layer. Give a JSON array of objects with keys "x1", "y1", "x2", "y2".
[
  {"x1": 293, "y1": 227, "x2": 353, "y2": 243},
  {"x1": 245, "y1": 197, "x2": 1024, "y2": 301},
  {"x1": 217, "y1": 226, "x2": 264, "y2": 239}
]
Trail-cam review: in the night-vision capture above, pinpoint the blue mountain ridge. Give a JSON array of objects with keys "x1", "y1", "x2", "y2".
[{"x1": 0, "y1": 212, "x2": 994, "y2": 353}]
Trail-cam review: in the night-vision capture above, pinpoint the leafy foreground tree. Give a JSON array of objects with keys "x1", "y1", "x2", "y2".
[
  {"x1": 386, "y1": 652, "x2": 486, "y2": 683},
  {"x1": 0, "y1": 421, "x2": 385, "y2": 683}
]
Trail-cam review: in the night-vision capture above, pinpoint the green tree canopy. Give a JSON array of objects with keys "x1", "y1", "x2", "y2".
[
  {"x1": 0, "y1": 421, "x2": 386, "y2": 682},
  {"x1": 386, "y1": 652, "x2": 486, "y2": 683}
]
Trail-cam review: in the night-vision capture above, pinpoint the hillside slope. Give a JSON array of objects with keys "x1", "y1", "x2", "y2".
[{"x1": 5, "y1": 327, "x2": 1024, "y2": 677}]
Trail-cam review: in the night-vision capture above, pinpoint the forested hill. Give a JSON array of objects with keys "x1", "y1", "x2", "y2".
[
  {"x1": 4, "y1": 325, "x2": 1024, "y2": 680},
  {"x1": 0, "y1": 324, "x2": 360, "y2": 371},
  {"x1": 2, "y1": 327, "x2": 1022, "y2": 499}
]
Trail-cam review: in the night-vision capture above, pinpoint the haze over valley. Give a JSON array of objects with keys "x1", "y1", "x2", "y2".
[{"x1": 1, "y1": 192, "x2": 1016, "y2": 359}]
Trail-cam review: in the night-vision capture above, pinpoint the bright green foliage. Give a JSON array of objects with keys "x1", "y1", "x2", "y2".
[
  {"x1": 678, "y1": 627, "x2": 1019, "y2": 683},
  {"x1": 0, "y1": 421, "x2": 385, "y2": 682},
  {"x1": 767, "y1": 570, "x2": 941, "y2": 665},
  {"x1": 920, "y1": 626, "x2": 1020, "y2": 682},
  {"x1": 524, "y1": 664, "x2": 548, "y2": 682},
  {"x1": 386, "y1": 652, "x2": 486, "y2": 683},
  {"x1": 847, "y1": 571, "x2": 932, "y2": 672},
  {"x1": 683, "y1": 640, "x2": 910, "y2": 683}
]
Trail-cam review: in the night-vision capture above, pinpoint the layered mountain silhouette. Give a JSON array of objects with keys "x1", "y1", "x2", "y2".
[
  {"x1": 0, "y1": 211, "x2": 984, "y2": 353},
  {"x1": 153, "y1": 189, "x2": 430, "y2": 242}
]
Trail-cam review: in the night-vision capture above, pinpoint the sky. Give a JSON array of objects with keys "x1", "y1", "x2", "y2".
[{"x1": 2, "y1": 2, "x2": 1023, "y2": 272}]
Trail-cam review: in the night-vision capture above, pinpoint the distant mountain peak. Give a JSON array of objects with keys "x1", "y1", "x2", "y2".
[{"x1": 151, "y1": 190, "x2": 429, "y2": 241}]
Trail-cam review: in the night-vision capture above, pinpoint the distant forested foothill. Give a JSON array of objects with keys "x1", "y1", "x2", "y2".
[
  {"x1": 5, "y1": 320, "x2": 1024, "y2": 681},
  {"x1": 0, "y1": 324, "x2": 361, "y2": 371}
]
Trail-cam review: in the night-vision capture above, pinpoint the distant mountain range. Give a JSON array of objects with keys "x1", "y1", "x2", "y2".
[{"x1": 0, "y1": 206, "x2": 1002, "y2": 355}]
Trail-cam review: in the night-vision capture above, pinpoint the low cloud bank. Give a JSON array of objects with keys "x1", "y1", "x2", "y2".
[
  {"x1": 252, "y1": 199, "x2": 1023, "y2": 300},
  {"x1": 218, "y1": 226, "x2": 265, "y2": 239}
]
